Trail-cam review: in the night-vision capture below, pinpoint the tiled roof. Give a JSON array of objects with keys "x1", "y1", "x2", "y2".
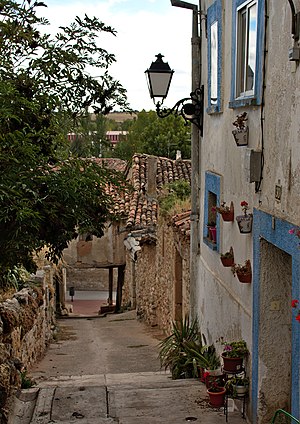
[
  {"x1": 172, "y1": 211, "x2": 191, "y2": 238},
  {"x1": 111, "y1": 154, "x2": 191, "y2": 230},
  {"x1": 91, "y1": 158, "x2": 127, "y2": 173}
]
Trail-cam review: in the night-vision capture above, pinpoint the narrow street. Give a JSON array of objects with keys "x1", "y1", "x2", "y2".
[{"x1": 10, "y1": 310, "x2": 246, "y2": 423}]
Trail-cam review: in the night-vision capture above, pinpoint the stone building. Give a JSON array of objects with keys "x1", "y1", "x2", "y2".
[
  {"x1": 121, "y1": 154, "x2": 192, "y2": 334},
  {"x1": 62, "y1": 154, "x2": 192, "y2": 324},
  {"x1": 62, "y1": 158, "x2": 128, "y2": 305},
  {"x1": 180, "y1": 1, "x2": 300, "y2": 423}
]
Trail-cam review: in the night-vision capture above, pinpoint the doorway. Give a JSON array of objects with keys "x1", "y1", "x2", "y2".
[{"x1": 258, "y1": 239, "x2": 292, "y2": 422}]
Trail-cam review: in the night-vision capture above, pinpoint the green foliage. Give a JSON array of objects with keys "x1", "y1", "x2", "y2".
[
  {"x1": 159, "y1": 180, "x2": 191, "y2": 216},
  {"x1": 0, "y1": 0, "x2": 129, "y2": 284},
  {"x1": 0, "y1": 266, "x2": 30, "y2": 291},
  {"x1": 112, "y1": 110, "x2": 191, "y2": 161},
  {"x1": 21, "y1": 370, "x2": 35, "y2": 389},
  {"x1": 69, "y1": 113, "x2": 110, "y2": 157},
  {"x1": 158, "y1": 316, "x2": 202, "y2": 379},
  {"x1": 221, "y1": 339, "x2": 249, "y2": 358}
]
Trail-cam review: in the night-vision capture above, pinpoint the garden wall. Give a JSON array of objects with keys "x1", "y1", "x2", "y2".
[{"x1": 0, "y1": 266, "x2": 56, "y2": 423}]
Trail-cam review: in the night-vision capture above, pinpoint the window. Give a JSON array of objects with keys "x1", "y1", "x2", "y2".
[
  {"x1": 207, "y1": 0, "x2": 222, "y2": 113},
  {"x1": 203, "y1": 172, "x2": 220, "y2": 252},
  {"x1": 230, "y1": 0, "x2": 264, "y2": 108},
  {"x1": 236, "y1": 1, "x2": 257, "y2": 97}
]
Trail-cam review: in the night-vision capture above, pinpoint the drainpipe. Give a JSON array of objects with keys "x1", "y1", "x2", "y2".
[{"x1": 170, "y1": 0, "x2": 202, "y2": 321}]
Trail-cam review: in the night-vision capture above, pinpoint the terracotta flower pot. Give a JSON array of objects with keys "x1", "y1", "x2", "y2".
[
  {"x1": 220, "y1": 256, "x2": 234, "y2": 267},
  {"x1": 207, "y1": 387, "x2": 226, "y2": 407},
  {"x1": 209, "y1": 227, "x2": 217, "y2": 243},
  {"x1": 236, "y1": 271, "x2": 252, "y2": 284},
  {"x1": 221, "y1": 353, "x2": 243, "y2": 372},
  {"x1": 221, "y1": 211, "x2": 234, "y2": 222}
]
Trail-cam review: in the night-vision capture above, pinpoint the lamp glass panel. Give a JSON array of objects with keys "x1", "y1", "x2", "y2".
[{"x1": 149, "y1": 72, "x2": 172, "y2": 98}]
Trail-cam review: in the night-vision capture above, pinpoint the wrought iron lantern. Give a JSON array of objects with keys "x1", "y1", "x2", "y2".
[{"x1": 145, "y1": 54, "x2": 204, "y2": 135}]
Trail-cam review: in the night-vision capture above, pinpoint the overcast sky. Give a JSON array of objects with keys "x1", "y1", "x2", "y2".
[{"x1": 42, "y1": 0, "x2": 196, "y2": 112}]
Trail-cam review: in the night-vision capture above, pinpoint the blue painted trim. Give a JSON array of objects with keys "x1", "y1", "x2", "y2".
[
  {"x1": 230, "y1": 0, "x2": 265, "y2": 108},
  {"x1": 203, "y1": 171, "x2": 221, "y2": 252},
  {"x1": 252, "y1": 209, "x2": 300, "y2": 422},
  {"x1": 207, "y1": 0, "x2": 222, "y2": 113}
]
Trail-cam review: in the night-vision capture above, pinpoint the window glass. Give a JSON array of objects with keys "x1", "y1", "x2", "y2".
[
  {"x1": 246, "y1": 3, "x2": 257, "y2": 91},
  {"x1": 210, "y1": 21, "x2": 218, "y2": 105},
  {"x1": 236, "y1": 1, "x2": 257, "y2": 98}
]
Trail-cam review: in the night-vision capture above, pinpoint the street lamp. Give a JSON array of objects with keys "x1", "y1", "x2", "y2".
[{"x1": 145, "y1": 54, "x2": 204, "y2": 135}]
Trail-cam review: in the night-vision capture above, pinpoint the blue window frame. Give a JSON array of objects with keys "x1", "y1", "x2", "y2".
[
  {"x1": 229, "y1": 0, "x2": 264, "y2": 108},
  {"x1": 207, "y1": 0, "x2": 222, "y2": 113},
  {"x1": 203, "y1": 171, "x2": 221, "y2": 252}
]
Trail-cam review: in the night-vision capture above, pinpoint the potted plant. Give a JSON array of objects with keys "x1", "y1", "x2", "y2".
[
  {"x1": 212, "y1": 201, "x2": 234, "y2": 222},
  {"x1": 206, "y1": 221, "x2": 216, "y2": 243},
  {"x1": 206, "y1": 378, "x2": 226, "y2": 408},
  {"x1": 225, "y1": 376, "x2": 249, "y2": 397},
  {"x1": 231, "y1": 259, "x2": 252, "y2": 283},
  {"x1": 158, "y1": 316, "x2": 202, "y2": 379},
  {"x1": 185, "y1": 340, "x2": 221, "y2": 382},
  {"x1": 236, "y1": 201, "x2": 253, "y2": 233},
  {"x1": 220, "y1": 247, "x2": 234, "y2": 267},
  {"x1": 220, "y1": 339, "x2": 249, "y2": 372},
  {"x1": 232, "y1": 112, "x2": 248, "y2": 146}
]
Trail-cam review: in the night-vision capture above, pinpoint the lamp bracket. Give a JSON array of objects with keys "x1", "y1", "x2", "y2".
[{"x1": 156, "y1": 86, "x2": 204, "y2": 135}]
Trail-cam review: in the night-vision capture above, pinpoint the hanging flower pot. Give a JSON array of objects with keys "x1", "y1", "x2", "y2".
[
  {"x1": 220, "y1": 247, "x2": 234, "y2": 267},
  {"x1": 236, "y1": 214, "x2": 253, "y2": 233},
  {"x1": 232, "y1": 112, "x2": 248, "y2": 147},
  {"x1": 232, "y1": 260, "x2": 252, "y2": 284},
  {"x1": 212, "y1": 201, "x2": 234, "y2": 222},
  {"x1": 232, "y1": 128, "x2": 248, "y2": 146},
  {"x1": 236, "y1": 270, "x2": 252, "y2": 283},
  {"x1": 236, "y1": 201, "x2": 253, "y2": 233},
  {"x1": 222, "y1": 210, "x2": 234, "y2": 222},
  {"x1": 207, "y1": 386, "x2": 226, "y2": 407}
]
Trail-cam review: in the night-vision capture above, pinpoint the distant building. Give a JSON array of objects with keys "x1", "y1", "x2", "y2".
[{"x1": 106, "y1": 131, "x2": 128, "y2": 148}]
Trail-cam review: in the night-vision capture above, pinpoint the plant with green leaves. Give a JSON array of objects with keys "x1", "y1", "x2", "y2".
[
  {"x1": 158, "y1": 316, "x2": 202, "y2": 379},
  {"x1": 225, "y1": 376, "x2": 249, "y2": 397},
  {"x1": 0, "y1": 0, "x2": 129, "y2": 286}
]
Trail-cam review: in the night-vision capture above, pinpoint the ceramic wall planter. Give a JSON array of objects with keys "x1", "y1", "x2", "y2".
[
  {"x1": 220, "y1": 256, "x2": 234, "y2": 267},
  {"x1": 236, "y1": 271, "x2": 252, "y2": 284},
  {"x1": 221, "y1": 211, "x2": 234, "y2": 222},
  {"x1": 232, "y1": 127, "x2": 248, "y2": 146},
  {"x1": 236, "y1": 214, "x2": 253, "y2": 233}
]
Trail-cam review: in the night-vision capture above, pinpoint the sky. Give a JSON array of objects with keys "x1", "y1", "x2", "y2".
[{"x1": 41, "y1": 0, "x2": 197, "y2": 112}]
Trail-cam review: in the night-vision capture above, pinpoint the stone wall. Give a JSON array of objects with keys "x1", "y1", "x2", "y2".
[
  {"x1": 123, "y1": 219, "x2": 190, "y2": 336},
  {"x1": 0, "y1": 267, "x2": 56, "y2": 422}
]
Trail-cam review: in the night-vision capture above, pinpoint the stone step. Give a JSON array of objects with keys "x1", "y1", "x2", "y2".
[{"x1": 30, "y1": 387, "x2": 55, "y2": 424}]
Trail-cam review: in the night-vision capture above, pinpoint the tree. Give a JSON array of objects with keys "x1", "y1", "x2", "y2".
[
  {"x1": 69, "y1": 112, "x2": 110, "y2": 158},
  {"x1": 112, "y1": 110, "x2": 191, "y2": 161},
  {"x1": 0, "y1": 0, "x2": 129, "y2": 284}
]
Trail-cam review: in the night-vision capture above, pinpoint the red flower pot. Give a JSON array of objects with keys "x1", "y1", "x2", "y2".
[
  {"x1": 207, "y1": 387, "x2": 226, "y2": 407},
  {"x1": 221, "y1": 353, "x2": 243, "y2": 372},
  {"x1": 237, "y1": 271, "x2": 252, "y2": 283},
  {"x1": 209, "y1": 227, "x2": 217, "y2": 242},
  {"x1": 220, "y1": 256, "x2": 234, "y2": 267},
  {"x1": 221, "y1": 211, "x2": 234, "y2": 222}
]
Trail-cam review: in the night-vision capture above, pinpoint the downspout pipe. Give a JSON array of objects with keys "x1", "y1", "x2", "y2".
[{"x1": 170, "y1": 0, "x2": 202, "y2": 321}]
